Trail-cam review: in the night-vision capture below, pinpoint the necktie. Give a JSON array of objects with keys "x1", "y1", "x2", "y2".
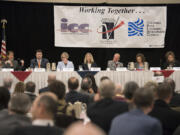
[{"x1": 38, "y1": 60, "x2": 41, "y2": 68}]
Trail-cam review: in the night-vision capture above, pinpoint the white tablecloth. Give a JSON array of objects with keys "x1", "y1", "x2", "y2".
[{"x1": 0, "y1": 71, "x2": 179, "y2": 94}]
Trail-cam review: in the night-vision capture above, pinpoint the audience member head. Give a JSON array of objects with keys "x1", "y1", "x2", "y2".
[
  {"x1": 8, "y1": 93, "x2": 31, "y2": 115},
  {"x1": 47, "y1": 74, "x2": 56, "y2": 85},
  {"x1": 84, "y1": 52, "x2": 94, "y2": 64},
  {"x1": 165, "y1": 51, "x2": 175, "y2": 63},
  {"x1": 31, "y1": 92, "x2": 58, "y2": 121},
  {"x1": 123, "y1": 81, "x2": 139, "y2": 103},
  {"x1": 7, "y1": 51, "x2": 14, "y2": 61},
  {"x1": 0, "y1": 87, "x2": 10, "y2": 110},
  {"x1": 25, "y1": 81, "x2": 36, "y2": 93},
  {"x1": 81, "y1": 77, "x2": 92, "y2": 92},
  {"x1": 136, "y1": 53, "x2": 145, "y2": 63},
  {"x1": 36, "y1": 49, "x2": 43, "y2": 60},
  {"x1": 156, "y1": 83, "x2": 173, "y2": 104},
  {"x1": 115, "y1": 83, "x2": 123, "y2": 95},
  {"x1": 99, "y1": 79, "x2": 115, "y2": 99},
  {"x1": 49, "y1": 80, "x2": 66, "y2": 100},
  {"x1": 14, "y1": 81, "x2": 25, "y2": 94},
  {"x1": 61, "y1": 52, "x2": 69, "y2": 64},
  {"x1": 3, "y1": 77, "x2": 13, "y2": 91},
  {"x1": 68, "y1": 77, "x2": 79, "y2": 91},
  {"x1": 64, "y1": 122, "x2": 106, "y2": 135},
  {"x1": 113, "y1": 53, "x2": 120, "y2": 62},
  {"x1": 163, "y1": 78, "x2": 176, "y2": 94},
  {"x1": 144, "y1": 81, "x2": 158, "y2": 100},
  {"x1": 100, "y1": 76, "x2": 110, "y2": 82},
  {"x1": 133, "y1": 87, "x2": 154, "y2": 114},
  {"x1": 85, "y1": 73, "x2": 98, "y2": 93}
]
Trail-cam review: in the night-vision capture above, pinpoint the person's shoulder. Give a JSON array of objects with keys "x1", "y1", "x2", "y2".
[{"x1": 42, "y1": 58, "x2": 49, "y2": 62}]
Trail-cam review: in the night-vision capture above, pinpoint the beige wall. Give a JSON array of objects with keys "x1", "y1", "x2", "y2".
[{"x1": 6, "y1": 0, "x2": 180, "y2": 4}]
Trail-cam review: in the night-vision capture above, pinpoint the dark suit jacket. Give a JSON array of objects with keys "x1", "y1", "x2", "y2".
[
  {"x1": 149, "y1": 99, "x2": 180, "y2": 135},
  {"x1": 0, "y1": 109, "x2": 31, "y2": 135},
  {"x1": 170, "y1": 93, "x2": 180, "y2": 107},
  {"x1": 87, "y1": 98, "x2": 128, "y2": 133},
  {"x1": 39, "y1": 86, "x2": 49, "y2": 94},
  {"x1": 10, "y1": 125, "x2": 63, "y2": 135},
  {"x1": 30, "y1": 58, "x2": 49, "y2": 68},
  {"x1": 109, "y1": 109, "x2": 162, "y2": 135},
  {"x1": 2, "y1": 60, "x2": 24, "y2": 70},
  {"x1": 65, "y1": 90, "x2": 90, "y2": 105},
  {"x1": 82, "y1": 62, "x2": 97, "y2": 70},
  {"x1": 162, "y1": 60, "x2": 180, "y2": 69}
]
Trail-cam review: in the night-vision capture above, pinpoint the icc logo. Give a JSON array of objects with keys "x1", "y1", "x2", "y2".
[{"x1": 60, "y1": 18, "x2": 90, "y2": 33}]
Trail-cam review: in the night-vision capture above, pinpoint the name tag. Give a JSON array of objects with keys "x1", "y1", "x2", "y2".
[
  {"x1": 90, "y1": 67, "x2": 101, "y2": 71},
  {"x1": 173, "y1": 67, "x2": 180, "y2": 70},
  {"x1": 62, "y1": 68, "x2": 74, "y2": 71},
  {"x1": 2, "y1": 68, "x2": 14, "y2": 72},
  {"x1": 116, "y1": 67, "x2": 127, "y2": 71},
  {"x1": 152, "y1": 76, "x2": 164, "y2": 83},
  {"x1": 150, "y1": 67, "x2": 161, "y2": 71},
  {"x1": 34, "y1": 68, "x2": 46, "y2": 72}
]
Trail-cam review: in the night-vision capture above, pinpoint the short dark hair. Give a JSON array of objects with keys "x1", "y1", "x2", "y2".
[
  {"x1": 25, "y1": 81, "x2": 36, "y2": 93},
  {"x1": 81, "y1": 77, "x2": 92, "y2": 91},
  {"x1": 100, "y1": 76, "x2": 110, "y2": 82},
  {"x1": 68, "y1": 77, "x2": 79, "y2": 90},
  {"x1": 0, "y1": 87, "x2": 10, "y2": 110},
  {"x1": 36, "y1": 49, "x2": 42, "y2": 53},
  {"x1": 123, "y1": 81, "x2": 139, "y2": 100},
  {"x1": 49, "y1": 80, "x2": 66, "y2": 99},
  {"x1": 134, "y1": 87, "x2": 154, "y2": 108},
  {"x1": 164, "y1": 78, "x2": 175, "y2": 93},
  {"x1": 157, "y1": 83, "x2": 173, "y2": 100},
  {"x1": 38, "y1": 94, "x2": 58, "y2": 117}
]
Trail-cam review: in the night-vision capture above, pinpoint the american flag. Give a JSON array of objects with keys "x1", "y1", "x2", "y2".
[{"x1": 0, "y1": 21, "x2": 7, "y2": 59}]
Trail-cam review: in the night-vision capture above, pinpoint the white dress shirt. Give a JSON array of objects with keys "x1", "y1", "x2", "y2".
[{"x1": 32, "y1": 119, "x2": 54, "y2": 126}]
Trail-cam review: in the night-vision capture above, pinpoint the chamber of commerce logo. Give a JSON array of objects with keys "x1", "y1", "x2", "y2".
[
  {"x1": 97, "y1": 17, "x2": 124, "y2": 40},
  {"x1": 128, "y1": 18, "x2": 144, "y2": 36}
]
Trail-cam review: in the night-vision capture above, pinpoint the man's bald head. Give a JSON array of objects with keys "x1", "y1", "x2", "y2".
[
  {"x1": 113, "y1": 53, "x2": 120, "y2": 62},
  {"x1": 64, "y1": 122, "x2": 106, "y2": 135}
]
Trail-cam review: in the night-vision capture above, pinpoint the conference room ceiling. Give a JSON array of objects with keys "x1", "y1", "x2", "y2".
[{"x1": 4, "y1": 0, "x2": 180, "y2": 4}]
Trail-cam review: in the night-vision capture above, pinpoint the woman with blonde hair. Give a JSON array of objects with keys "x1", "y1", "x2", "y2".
[
  {"x1": 82, "y1": 52, "x2": 97, "y2": 70},
  {"x1": 13, "y1": 81, "x2": 25, "y2": 94}
]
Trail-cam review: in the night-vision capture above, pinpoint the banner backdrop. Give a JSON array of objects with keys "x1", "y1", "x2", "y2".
[{"x1": 54, "y1": 6, "x2": 167, "y2": 48}]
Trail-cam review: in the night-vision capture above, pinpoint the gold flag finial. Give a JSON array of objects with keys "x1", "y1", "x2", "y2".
[{"x1": 1, "y1": 19, "x2": 7, "y2": 28}]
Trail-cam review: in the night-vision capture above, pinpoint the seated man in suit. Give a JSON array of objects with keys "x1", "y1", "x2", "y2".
[
  {"x1": 109, "y1": 87, "x2": 162, "y2": 135},
  {"x1": 57, "y1": 52, "x2": 74, "y2": 71},
  {"x1": 107, "y1": 53, "x2": 123, "y2": 70},
  {"x1": 149, "y1": 83, "x2": 180, "y2": 135},
  {"x1": 39, "y1": 74, "x2": 56, "y2": 94},
  {"x1": 30, "y1": 49, "x2": 49, "y2": 68},
  {"x1": 3, "y1": 51, "x2": 24, "y2": 70},
  {"x1": 87, "y1": 79, "x2": 128, "y2": 133},
  {"x1": 10, "y1": 92, "x2": 63, "y2": 135},
  {"x1": 65, "y1": 77, "x2": 90, "y2": 105},
  {"x1": 0, "y1": 94, "x2": 31, "y2": 135}
]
